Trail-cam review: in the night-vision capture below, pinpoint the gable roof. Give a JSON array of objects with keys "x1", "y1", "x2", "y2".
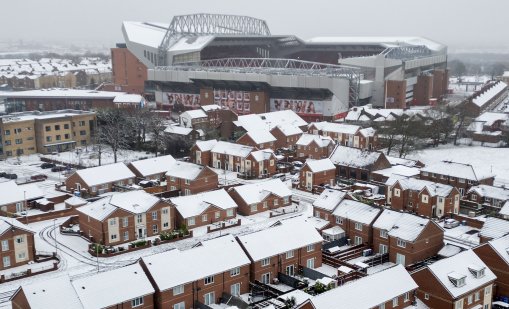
[
  {"x1": 169, "y1": 189, "x2": 237, "y2": 218},
  {"x1": 250, "y1": 149, "x2": 276, "y2": 162},
  {"x1": 237, "y1": 218, "x2": 323, "y2": 261},
  {"x1": 74, "y1": 163, "x2": 135, "y2": 187},
  {"x1": 329, "y1": 145, "x2": 384, "y2": 168},
  {"x1": 0, "y1": 216, "x2": 34, "y2": 237},
  {"x1": 304, "y1": 158, "x2": 336, "y2": 173},
  {"x1": 19, "y1": 275, "x2": 83, "y2": 309},
  {"x1": 311, "y1": 265, "x2": 417, "y2": 309},
  {"x1": 426, "y1": 250, "x2": 496, "y2": 298},
  {"x1": 332, "y1": 200, "x2": 381, "y2": 225},
  {"x1": 165, "y1": 161, "x2": 209, "y2": 180},
  {"x1": 468, "y1": 185, "x2": 509, "y2": 201},
  {"x1": 296, "y1": 134, "x2": 333, "y2": 147},
  {"x1": 310, "y1": 121, "x2": 360, "y2": 135},
  {"x1": 313, "y1": 189, "x2": 348, "y2": 212},
  {"x1": 195, "y1": 139, "x2": 218, "y2": 151},
  {"x1": 72, "y1": 263, "x2": 154, "y2": 309},
  {"x1": 142, "y1": 234, "x2": 250, "y2": 291},
  {"x1": 0, "y1": 181, "x2": 45, "y2": 206},
  {"x1": 389, "y1": 177, "x2": 454, "y2": 197},
  {"x1": 480, "y1": 217, "x2": 509, "y2": 240},
  {"x1": 230, "y1": 179, "x2": 292, "y2": 205},
  {"x1": 181, "y1": 109, "x2": 207, "y2": 119},
  {"x1": 129, "y1": 155, "x2": 176, "y2": 177},
  {"x1": 235, "y1": 110, "x2": 306, "y2": 132},
  {"x1": 421, "y1": 161, "x2": 493, "y2": 181},
  {"x1": 486, "y1": 234, "x2": 509, "y2": 265},
  {"x1": 273, "y1": 123, "x2": 303, "y2": 136},
  {"x1": 211, "y1": 141, "x2": 254, "y2": 158},
  {"x1": 243, "y1": 130, "x2": 276, "y2": 145},
  {"x1": 373, "y1": 209, "x2": 438, "y2": 242}
]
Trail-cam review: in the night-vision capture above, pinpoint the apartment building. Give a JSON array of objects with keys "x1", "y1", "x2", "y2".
[
  {"x1": 76, "y1": 191, "x2": 174, "y2": 245},
  {"x1": 329, "y1": 145, "x2": 391, "y2": 181},
  {"x1": 237, "y1": 218, "x2": 323, "y2": 283},
  {"x1": 0, "y1": 110, "x2": 96, "y2": 158},
  {"x1": 295, "y1": 134, "x2": 334, "y2": 160},
  {"x1": 165, "y1": 161, "x2": 218, "y2": 196},
  {"x1": 373, "y1": 210, "x2": 444, "y2": 266},
  {"x1": 299, "y1": 159, "x2": 336, "y2": 191},
  {"x1": 140, "y1": 235, "x2": 251, "y2": 308},
  {"x1": 65, "y1": 162, "x2": 136, "y2": 197},
  {"x1": 411, "y1": 250, "x2": 496, "y2": 309},
  {"x1": 0, "y1": 217, "x2": 35, "y2": 270},
  {"x1": 228, "y1": 179, "x2": 292, "y2": 216},
  {"x1": 386, "y1": 177, "x2": 460, "y2": 218},
  {"x1": 169, "y1": 189, "x2": 238, "y2": 229}
]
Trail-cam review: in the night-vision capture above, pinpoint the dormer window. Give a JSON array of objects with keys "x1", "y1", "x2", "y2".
[
  {"x1": 468, "y1": 265, "x2": 486, "y2": 278},
  {"x1": 448, "y1": 272, "x2": 466, "y2": 287}
]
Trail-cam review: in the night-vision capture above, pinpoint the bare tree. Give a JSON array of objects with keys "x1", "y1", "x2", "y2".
[
  {"x1": 97, "y1": 109, "x2": 131, "y2": 163},
  {"x1": 148, "y1": 113, "x2": 167, "y2": 157}
]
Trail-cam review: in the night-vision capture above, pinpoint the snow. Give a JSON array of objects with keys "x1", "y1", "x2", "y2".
[
  {"x1": 75, "y1": 198, "x2": 116, "y2": 222},
  {"x1": 229, "y1": 179, "x2": 292, "y2": 205},
  {"x1": 237, "y1": 217, "x2": 323, "y2": 262},
  {"x1": 0, "y1": 181, "x2": 44, "y2": 207},
  {"x1": 386, "y1": 156, "x2": 421, "y2": 167},
  {"x1": 420, "y1": 160, "x2": 493, "y2": 181},
  {"x1": 472, "y1": 81, "x2": 507, "y2": 107},
  {"x1": 311, "y1": 265, "x2": 418, "y2": 309},
  {"x1": 211, "y1": 141, "x2": 254, "y2": 158},
  {"x1": 129, "y1": 155, "x2": 176, "y2": 177},
  {"x1": 72, "y1": 263, "x2": 154, "y2": 309},
  {"x1": 21, "y1": 275, "x2": 84, "y2": 309},
  {"x1": 312, "y1": 189, "x2": 347, "y2": 212},
  {"x1": 426, "y1": 250, "x2": 496, "y2": 298},
  {"x1": 310, "y1": 121, "x2": 360, "y2": 135},
  {"x1": 0, "y1": 216, "x2": 34, "y2": 236},
  {"x1": 373, "y1": 210, "x2": 433, "y2": 242},
  {"x1": 122, "y1": 21, "x2": 167, "y2": 49},
  {"x1": 195, "y1": 139, "x2": 218, "y2": 151},
  {"x1": 1, "y1": 110, "x2": 95, "y2": 123},
  {"x1": 332, "y1": 200, "x2": 381, "y2": 225},
  {"x1": 467, "y1": 185, "x2": 509, "y2": 201},
  {"x1": 304, "y1": 158, "x2": 335, "y2": 173},
  {"x1": 438, "y1": 244, "x2": 463, "y2": 258},
  {"x1": 329, "y1": 145, "x2": 383, "y2": 168},
  {"x1": 389, "y1": 177, "x2": 454, "y2": 197},
  {"x1": 296, "y1": 134, "x2": 333, "y2": 147},
  {"x1": 274, "y1": 123, "x2": 303, "y2": 136},
  {"x1": 164, "y1": 124, "x2": 200, "y2": 136},
  {"x1": 480, "y1": 217, "x2": 509, "y2": 240},
  {"x1": 487, "y1": 234, "x2": 509, "y2": 265},
  {"x1": 141, "y1": 234, "x2": 250, "y2": 291},
  {"x1": 372, "y1": 165, "x2": 420, "y2": 179},
  {"x1": 169, "y1": 35, "x2": 215, "y2": 53},
  {"x1": 165, "y1": 161, "x2": 208, "y2": 180},
  {"x1": 250, "y1": 149, "x2": 275, "y2": 162},
  {"x1": 0, "y1": 88, "x2": 121, "y2": 99},
  {"x1": 113, "y1": 94, "x2": 144, "y2": 104},
  {"x1": 74, "y1": 162, "x2": 135, "y2": 187},
  {"x1": 499, "y1": 201, "x2": 509, "y2": 216},
  {"x1": 200, "y1": 104, "x2": 222, "y2": 112},
  {"x1": 244, "y1": 130, "x2": 276, "y2": 145},
  {"x1": 181, "y1": 109, "x2": 207, "y2": 119},
  {"x1": 169, "y1": 189, "x2": 237, "y2": 219}
]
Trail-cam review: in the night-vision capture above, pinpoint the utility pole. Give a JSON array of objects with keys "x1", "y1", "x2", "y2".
[{"x1": 53, "y1": 219, "x2": 58, "y2": 256}]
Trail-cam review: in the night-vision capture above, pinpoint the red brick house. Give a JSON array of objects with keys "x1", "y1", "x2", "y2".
[
  {"x1": 295, "y1": 134, "x2": 334, "y2": 159},
  {"x1": 65, "y1": 162, "x2": 136, "y2": 197},
  {"x1": 310, "y1": 265, "x2": 418, "y2": 309},
  {"x1": 237, "y1": 218, "x2": 323, "y2": 283},
  {"x1": 236, "y1": 130, "x2": 276, "y2": 150},
  {"x1": 479, "y1": 217, "x2": 509, "y2": 243},
  {"x1": 420, "y1": 161, "x2": 495, "y2": 196},
  {"x1": 228, "y1": 179, "x2": 292, "y2": 215},
  {"x1": 169, "y1": 189, "x2": 238, "y2": 229},
  {"x1": 141, "y1": 234, "x2": 251, "y2": 308},
  {"x1": 473, "y1": 234, "x2": 509, "y2": 299},
  {"x1": 373, "y1": 209, "x2": 444, "y2": 266},
  {"x1": 331, "y1": 200, "x2": 382, "y2": 246},
  {"x1": 0, "y1": 181, "x2": 44, "y2": 214},
  {"x1": 270, "y1": 124, "x2": 303, "y2": 150},
  {"x1": 329, "y1": 145, "x2": 391, "y2": 181},
  {"x1": 386, "y1": 177, "x2": 460, "y2": 218},
  {"x1": 76, "y1": 191, "x2": 174, "y2": 246},
  {"x1": 411, "y1": 250, "x2": 497, "y2": 309},
  {"x1": 466, "y1": 185, "x2": 509, "y2": 211},
  {"x1": 243, "y1": 149, "x2": 277, "y2": 179},
  {"x1": 299, "y1": 158, "x2": 336, "y2": 191},
  {"x1": 312, "y1": 189, "x2": 349, "y2": 227},
  {"x1": 165, "y1": 161, "x2": 218, "y2": 196},
  {"x1": 0, "y1": 217, "x2": 35, "y2": 270},
  {"x1": 210, "y1": 141, "x2": 255, "y2": 170},
  {"x1": 127, "y1": 155, "x2": 177, "y2": 182},
  {"x1": 190, "y1": 139, "x2": 218, "y2": 165},
  {"x1": 357, "y1": 127, "x2": 378, "y2": 150}
]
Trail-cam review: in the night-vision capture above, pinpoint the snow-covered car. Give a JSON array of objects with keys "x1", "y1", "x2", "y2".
[{"x1": 444, "y1": 218, "x2": 460, "y2": 229}]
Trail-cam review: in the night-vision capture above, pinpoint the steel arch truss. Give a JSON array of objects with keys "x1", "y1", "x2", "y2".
[{"x1": 158, "y1": 14, "x2": 271, "y2": 65}]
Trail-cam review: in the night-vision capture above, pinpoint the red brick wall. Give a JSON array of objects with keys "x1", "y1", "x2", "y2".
[
  {"x1": 0, "y1": 228, "x2": 36, "y2": 270},
  {"x1": 111, "y1": 47, "x2": 147, "y2": 94},
  {"x1": 473, "y1": 244, "x2": 509, "y2": 298}
]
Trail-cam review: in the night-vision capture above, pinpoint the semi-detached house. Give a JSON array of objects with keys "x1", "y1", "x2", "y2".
[
  {"x1": 299, "y1": 158, "x2": 336, "y2": 191},
  {"x1": 0, "y1": 217, "x2": 35, "y2": 270},
  {"x1": 0, "y1": 181, "x2": 44, "y2": 214},
  {"x1": 140, "y1": 234, "x2": 251, "y2": 309},
  {"x1": 312, "y1": 189, "x2": 349, "y2": 227},
  {"x1": 76, "y1": 190, "x2": 174, "y2": 246},
  {"x1": 127, "y1": 154, "x2": 177, "y2": 181},
  {"x1": 329, "y1": 145, "x2": 391, "y2": 181},
  {"x1": 165, "y1": 161, "x2": 218, "y2": 196},
  {"x1": 295, "y1": 134, "x2": 334, "y2": 160},
  {"x1": 228, "y1": 179, "x2": 292, "y2": 216}
]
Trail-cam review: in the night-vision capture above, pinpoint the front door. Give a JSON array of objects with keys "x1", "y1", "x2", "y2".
[
  {"x1": 396, "y1": 253, "x2": 406, "y2": 265},
  {"x1": 286, "y1": 265, "x2": 294, "y2": 276},
  {"x1": 137, "y1": 227, "x2": 145, "y2": 239}
]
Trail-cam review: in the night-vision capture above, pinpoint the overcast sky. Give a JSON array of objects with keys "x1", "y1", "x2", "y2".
[{"x1": 2, "y1": 0, "x2": 508, "y2": 52}]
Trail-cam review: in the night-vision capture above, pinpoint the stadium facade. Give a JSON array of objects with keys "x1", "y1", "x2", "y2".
[{"x1": 121, "y1": 14, "x2": 448, "y2": 121}]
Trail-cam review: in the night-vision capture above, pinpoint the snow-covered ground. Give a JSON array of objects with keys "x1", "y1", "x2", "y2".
[
  {"x1": 42, "y1": 147, "x2": 155, "y2": 167},
  {"x1": 408, "y1": 144, "x2": 509, "y2": 185}
]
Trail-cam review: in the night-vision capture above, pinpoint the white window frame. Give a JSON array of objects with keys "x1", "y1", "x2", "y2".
[
  {"x1": 355, "y1": 222, "x2": 363, "y2": 231},
  {"x1": 204, "y1": 275, "x2": 214, "y2": 285},
  {"x1": 131, "y1": 297, "x2": 144, "y2": 308},
  {"x1": 230, "y1": 267, "x2": 240, "y2": 276},
  {"x1": 380, "y1": 229, "x2": 388, "y2": 239},
  {"x1": 173, "y1": 285, "x2": 184, "y2": 296},
  {"x1": 286, "y1": 250, "x2": 294, "y2": 259},
  {"x1": 392, "y1": 297, "x2": 398, "y2": 307},
  {"x1": 261, "y1": 257, "x2": 270, "y2": 267},
  {"x1": 307, "y1": 244, "x2": 314, "y2": 252},
  {"x1": 397, "y1": 239, "x2": 406, "y2": 248},
  {"x1": 173, "y1": 302, "x2": 185, "y2": 309},
  {"x1": 1, "y1": 240, "x2": 8, "y2": 251}
]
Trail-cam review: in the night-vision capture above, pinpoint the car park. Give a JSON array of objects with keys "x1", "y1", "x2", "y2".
[
  {"x1": 40, "y1": 162, "x2": 56, "y2": 169},
  {"x1": 51, "y1": 165, "x2": 66, "y2": 172}
]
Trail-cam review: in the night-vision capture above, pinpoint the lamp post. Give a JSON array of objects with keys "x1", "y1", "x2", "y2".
[{"x1": 53, "y1": 219, "x2": 58, "y2": 256}]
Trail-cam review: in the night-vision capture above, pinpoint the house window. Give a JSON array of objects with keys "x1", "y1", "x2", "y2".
[
  {"x1": 136, "y1": 214, "x2": 142, "y2": 224},
  {"x1": 459, "y1": 178, "x2": 465, "y2": 183},
  {"x1": 472, "y1": 194, "x2": 477, "y2": 201},
  {"x1": 306, "y1": 258, "x2": 315, "y2": 269},
  {"x1": 188, "y1": 217, "x2": 195, "y2": 226},
  {"x1": 227, "y1": 209, "x2": 234, "y2": 217},
  {"x1": 202, "y1": 214, "x2": 208, "y2": 222},
  {"x1": 152, "y1": 224, "x2": 158, "y2": 234},
  {"x1": 284, "y1": 196, "x2": 290, "y2": 204},
  {"x1": 230, "y1": 283, "x2": 241, "y2": 296},
  {"x1": 109, "y1": 218, "x2": 116, "y2": 226},
  {"x1": 64, "y1": 124, "x2": 70, "y2": 129},
  {"x1": 18, "y1": 252, "x2": 26, "y2": 260},
  {"x1": 355, "y1": 222, "x2": 363, "y2": 231},
  {"x1": 286, "y1": 250, "x2": 294, "y2": 259},
  {"x1": 274, "y1": 199, "x2": 279, "y2": 206},
  {"x1": 204, "y1": 276, "x2": 214, "y2": 285},
  {"x1": 185, "y1": 179, "x2": 191, "y2": 185},
  {"x1": 162, "y1": 208, "x2": 169, "y2": 215},
  {"x1": 354, "y1": 236, "x2": 363, "y2": 245},
  {"x1": 404, "y1": 292, "x2": 410, "y2": 302},
  {"x1": 397, "y1": 239, "x2": 406, "y2": 248},
  {"x1": 421, "y1": 195, "x2": 429, "y2": 203},
  {"x1": 110, "y1": 234, "x2": 117, "y2": 240},
  {"x1": 123, "y1": 231, "x2": 129, "y2": 241},
  {"x1": 230, "y1": 267, "x2": 240, "y2": 276},
  {"x1": 173, "y1": 285, "x2": 184, "y2": 296},
  {"x1": 45, "y1": 126, "x2": 51, "y2": 132},
  {"x1": 485, "y1": 286, "x2": 491, "y2": 295},
  {"x1": 4, "y1": 129, "x2": 10, "y2": 135},
  {"x1": 184, "y1": 189, "x2": 191, "y2": 195},
  {"x1": 173, "y1": 302, "x2": 185, "y2": 309},
  {"x1": 251, "y1": 204, "x2": 257, "y2": 212},
  {"x1": 261, "y1": 273, "x2": 270, "y2": 284},
  {"x1": 379, "y1": 304, "x2": 385, "y2": 309},
  {"x1": 3, "y1": 256, "x2": 11, "y2": 268},
  {"x1": 131, "y1": 297, "x2": 143, "y2": 307},
  {"x1": 475, "y1": 291, "x2": 480, "y2": 301},
  {"x1": 263, "y1": 201, "x2": 268, "y2": 209},
  {"x1": 336, "y1": 217, "x2": 343, "y2": 224},
  {"x1": 1, "y1": 240, "x2": 8, "y2": 251},
  {"x1": 215, "y1": 211, "x2": 220, "y2": 219},
  {"x1": 163, "y1": 222, "x2": 169, "y2": 228},
  {"x1": 261, "y1": 258, "x2": 270, "y2": 267},
  {"x1": 204, "y1": 293, "x2": 216, "y2": 307},
  {"x1": 307, "y1": 244, "x2": 314, "y2": 252},
  {"x1": 393, "y1": 297, "x2": 398, "y2": 306},
  {"x1": 394, "y1": 188, "x2": 401, "y2": 197},
  {"x1": 422, "y1": 172, "x2": 428, "y2": 176},
  {"x1": 467, "y1": 295, "x2": 473, "y2": 305},
  {"x1": 380, "y1": 230, "x2": 388, "y2": 239},
  {"x1": 424, "y1": 293, "x2": 429, "y2": 300},
  {"x1": 455, "y1": 299, "x2": 463, "y2": 309},
  {"x1": 170, "y1": 177, "x2": 175, "y2": 182},
  {"x1": 123, "y1": 217, "x2": 128, "y2": 227},
  {"x1": 80, "y1": 130, "x2": 86, "y2": 136},
  {"x1": 152, "y1": 211, "x2": 157, "y2": 220}
]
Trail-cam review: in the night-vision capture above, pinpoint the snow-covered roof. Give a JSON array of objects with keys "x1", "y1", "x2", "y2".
[
  {"x1": 129, "y1": 155, "x2": 176, "y2": 177},
  {"x1": 113, "y1": 94, "x2": 144, "y2": 104},
  {"x1": 122, "y1": 21, "x2": 167, "y2": 49},
  {"x1": 237, "y1": 218, "x2": 323, "y2": 261},
  {"x1": 20, "y1": 275, "x2": 83, "y2": 309},
  {"x1": 329, "y1": 145, "x2": 384, "y2": 168},
  {"x1": 499, "y1": 201, "x2": 509, "y2": 216},
  {"x1": 181, "y1": 109, "x2": 207, "y2": 119},
  {"x1": 313, "y1": 189, "x2": 347, "y2": 212},
  {"x1": 64, "y1": 195, "x2": 87, "y2": 207},
  {"x1": 170, "y1": 189, "x2": 237, "y2": 218},
  {"x1": 438, "y1": 244, "x2": 463, "y2": 258},
  {"x1": 72, "y1": 263, "x2": 154, "y2": 309},
  {"x1": 0, "y1": 88, "x2": 121, "y2": 99},
  {"x1": 250, "y1": 149, "x2": 275, "y2": 162},
  {"x1": 195, "y1": 139, "x2": 218, "y2": 151},
  {"x1": 230, "y1": 179, "x2": 291, "y2": 205},
  {"x1": 235, "y1": 110, "x2": 307, "y2": 133},
  {"x1": 472, "y1": 82, "x2": 507, "y2": 107},
  {"x1": 273, "y1": 123, "x2": 303, "y2": 136},
  {"x1": 372, "y1": 165, "x2": 420, "y2": 179},
  {"x1": 296, "y1": 133, "x2": 333, "y2": 147},
  {"x1": 211, "y1": 141, "x2": 254, "y2": 158},
  {"x1": 170, "y1": 35, "x2": 215, "y2": 53},
  {"x1": 470, "y1": 112, "x2": 509, "y2": 127},
  {"x1": 74, "y1": 163, "x2": 135, "y2": 187},
  {"x1": 487, "y1": 234, "x2": 509, "y2": 265},
  {"x1": 304, "y1": 158, "x2": 336, "y2": 173},
  {"x1": 426, "y1": 250, "x2": 496, "y2": 298},
  {"x1": 164, "y1": 124, "x2": 204, "y2": 136},
  {"x1": 200, "y1": 104, "x2": 222, "y2": 112},
  {"x1": 480, "y1": 217, "x2": 509, "y2": 240},
  {"x1": 421, "y1": 161, "x2": 493, "y2": 181},
  {"x1": 332, "y1": 200, "x2": 381, "y2": 225},
  {"x1": 142, "y1": 234, "x2": 250, "y2": 291},
  {"x1": 359, "y1": 127, "x2": 376, "y2": 137},
  {"x1": 165, "y1": 161, "x2": 208, "y2": 180},
  {"x1": 307, "y1": 36, "x2": 445, "y2": 51},
  {"x1": 243, "y1": 130, "x2": 276, "y2": 145},
  {"x1": 389, "y1": 177, "x2": 454, "y2": 197},
  {"x1": 0, "y1": 110, "x2": 96, "y2": 123},
  {"x1": 468, "y1": 185, "x2": 509, "y2": 201},
  {"x1": 373, "y1": 210, "x2": 437, "y2": 242},
  {"x1": 386, "y1": 156, "x2": 421, "y2": 167},
  {"x1": 311, "y1": 265, "x2": 418, "y2": 309},
  {"x1": 310, "y1": 121, "x2": 360, "y2": 135},
  {"x1": 0, "y1": 181, "x2": 44, "y2": 206},
  {"x1": 0, "y1": 216, "x2": 34, "y2": 236}
]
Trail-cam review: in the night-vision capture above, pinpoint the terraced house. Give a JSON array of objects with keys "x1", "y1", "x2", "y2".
[
  {"x1": 165, "y1": 161, "x2": 218, "y2": 196},
  {"x1": 228, "y1": 179, "x2": 292, "y2": 215},
  {"x1": 0, "y1": 217, "x2": 35, "y2": 270}
]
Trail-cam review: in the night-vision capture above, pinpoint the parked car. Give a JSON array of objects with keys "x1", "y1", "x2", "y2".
[
  {"x1": 40, "y1": 162, "x2": 55, "y2": 169},
  {"x1": 444, "y1": 218, "x2": 460, "y2": 229},
  {"x1": 30, "y1": 174, "x2": 48, "y2": 181},
  {"x1": 139, "y1": 180, "x2": 159, "y2": 188},
  {"x1": 272, "y1": 173, "x2": 286, "y2": 181},
  {"x1": 51, "y1": 165, "x2": 66, "y2": 172},
  {"x1": 0, "y1": 171, "x2": 6, "y2": 178},
  {"x1": 292, "y1": 161, "x2": 304, "y2": 168},
  {"x1": 4, "y1": 173, "x2": 17, "y2": 179}
]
